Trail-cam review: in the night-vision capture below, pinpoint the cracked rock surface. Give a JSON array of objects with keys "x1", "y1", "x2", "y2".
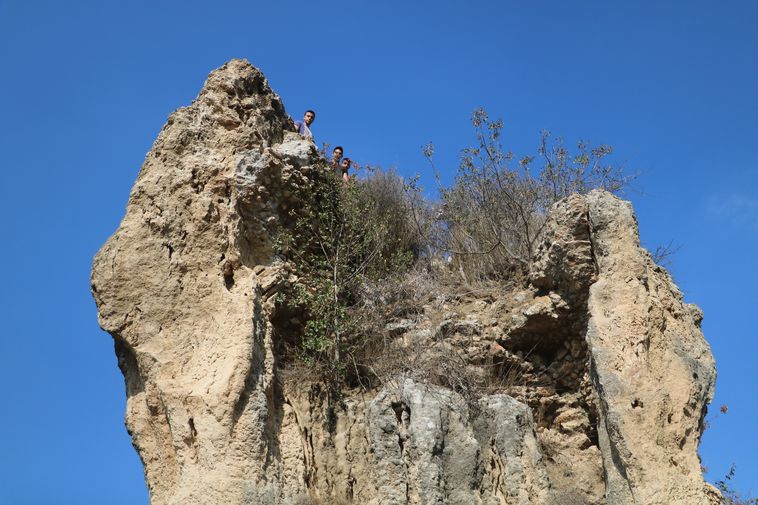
[{"x1": 92, "y1": 59, "x2": 718, "y2": 505}]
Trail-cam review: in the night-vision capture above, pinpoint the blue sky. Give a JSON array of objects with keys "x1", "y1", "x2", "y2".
[{"x1": 1, "y1": 1, "x2": 756, "y2": 503}]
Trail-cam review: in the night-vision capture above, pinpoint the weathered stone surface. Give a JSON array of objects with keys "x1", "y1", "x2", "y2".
[
  {"x1": 522, "y1": 191, "x2": 717, "y2": 504},
  {"x1": 473, "y1": 394, "x2": 553, "y2": 505},
  {"x1": 584, "y1": 190, "x2": 716, "y2": 504},
  {"x1": 366, "y1": 380, "x2": 552, "y2": 505},
  {"x1": 91, "y1": 59, "x2": 319, "y2": 505},
  {"x1": 92, "y1": 59, "x2": 717, "y2": 505},
  {"x1": 530, "y1": 194, "x2": 596, "y2": 303}
]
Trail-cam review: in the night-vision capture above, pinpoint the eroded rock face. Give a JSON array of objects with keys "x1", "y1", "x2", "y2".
[
  {"x1": 584, "y1": 191, "x2": 716, "y2": 505},
  {"x1": 365, "y1": 381, "x2": 552, "y2": 505},
  {"x1": 91, "y1": 59, "x2": 320, "y2": 504},
  {"x1": 92, "y1": 59, "x2": 717, "y2": 505}
]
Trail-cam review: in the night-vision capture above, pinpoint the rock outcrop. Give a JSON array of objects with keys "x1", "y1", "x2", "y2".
[{"x1": 91, "y1": 59, "x2": 717, "y2": 505}]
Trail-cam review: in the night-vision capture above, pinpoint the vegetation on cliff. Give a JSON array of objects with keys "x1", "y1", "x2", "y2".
[{"x1": 273, "y1": 108, "x2": 632, "y2": 392}]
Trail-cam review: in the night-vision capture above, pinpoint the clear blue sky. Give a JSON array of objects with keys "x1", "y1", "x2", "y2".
[{"x1": 1, "y1": 1, "x2": 756, "y2": 503}]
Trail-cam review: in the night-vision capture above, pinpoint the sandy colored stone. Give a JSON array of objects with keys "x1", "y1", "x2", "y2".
[
  {"x1": 92, "y1": 59, "x2": 319, "y2": 505},
  {"x1": 584, "y1": 190, "x2": 716, "y2": 504},
  {"x1": 92, "y1": 59, "x2": 718, "y2": 505}
]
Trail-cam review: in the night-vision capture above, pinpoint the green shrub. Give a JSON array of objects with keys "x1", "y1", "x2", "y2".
[
  {"x1": 276, "y1": 110, "x2": 634, "y2": 390},
  {"x1": 274, "y1": 164, "x2": 424, "y2": 385}
]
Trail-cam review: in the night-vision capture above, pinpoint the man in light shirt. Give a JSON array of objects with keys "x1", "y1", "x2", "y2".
[{"x1": 294, "y1": 110, "x2": 315, "y2": 139}]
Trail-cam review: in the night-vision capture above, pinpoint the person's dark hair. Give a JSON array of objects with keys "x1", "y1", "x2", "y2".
[
  {"x1": 333, "y1": 146, "x2": 344, "y2": 153},
  {"x1": 342, "y1": 157, "x2": 352, "y2": 165},
  {"x1": 305, "y1": 109, "x2": 316, "y2": 117}
]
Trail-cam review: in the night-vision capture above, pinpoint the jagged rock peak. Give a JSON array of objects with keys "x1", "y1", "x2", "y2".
[{"x1": 91, "y1": 60, "x2": 718, "y2": 505}]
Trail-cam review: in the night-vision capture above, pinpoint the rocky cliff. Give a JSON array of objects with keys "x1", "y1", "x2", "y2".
[{"x1": 91, "y1": 59, "x2": 719, "y2": 505}]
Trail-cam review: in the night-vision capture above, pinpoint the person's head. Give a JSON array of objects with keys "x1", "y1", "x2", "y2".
[
  {"x1": 341, "y1": 157, "x2": 352, "y2": 170},
  {"x1": 304, "y1": 110, "x2": 316, "y2": 126},
  {"x1": 332, "y1": 146, "x2": 343, "y2": 161}
]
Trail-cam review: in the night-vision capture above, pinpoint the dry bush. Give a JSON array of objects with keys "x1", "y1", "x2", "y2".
[
  {"x1": 343, "y1": 267, "x2": 538, "y2": 405},
  {"x1": 357, "y1": 167, "x2": 434, "y2": 262},
  {"x1": 341, "y1": 266, "x2": 441, "y2": 389},
  {"x1": 650, "y1": 240, "x2": 681, "y2": 268},
  {"x1": 352, "y1": 333, "x2": 544, "y2": 415},
  {"x1": 355, "y1": 334, "x2": 483, "y2": 406},
  {"x1": 428, "y1": 108, "x2": 633, "y2": 284}
]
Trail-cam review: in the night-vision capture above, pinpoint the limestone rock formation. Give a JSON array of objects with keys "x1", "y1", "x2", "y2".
[
  {"x1": 584, "y1": 191, "x2": 717, "y2": 504},
  {"x1": 92, "y1": 59, "x2": 718, "y2": 505}
]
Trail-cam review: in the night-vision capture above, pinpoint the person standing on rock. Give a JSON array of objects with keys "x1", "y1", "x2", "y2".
[{"x1": 294, "y1": 110, "x2": 315, "y2": 139}]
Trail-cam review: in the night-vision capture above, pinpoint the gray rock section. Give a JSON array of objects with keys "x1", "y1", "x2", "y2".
[
  {"x1": 474, "y1": 395, "x2": 553, "y2": 505},
  {"x1": 366, "y1": 380, "x2": 552, "y2": 505}
]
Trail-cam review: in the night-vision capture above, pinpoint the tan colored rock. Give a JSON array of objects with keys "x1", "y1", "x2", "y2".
[
  {"x1": 91, "y1": 59, "x2": 320, "y2": 505},
  {"x1": 584, "y1": 190, "x2": 716, "y2": 504},
  {"x1": 92, "y1": 59, "x2": 717, "y2": 505},
  {"x1": 524, "y1": 191, "x2": 717, "y2": 504},
  {"x1": 530, "y1": 194, "x2": 596, "y2": 303}
]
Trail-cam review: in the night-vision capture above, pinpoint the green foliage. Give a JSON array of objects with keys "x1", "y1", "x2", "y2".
[
  {"x1": 276, "y1": 108, "x2": 634, "y2": 389},
  {"x1": 274, "y1": 163, "x2": 421, "y2": 383}
]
